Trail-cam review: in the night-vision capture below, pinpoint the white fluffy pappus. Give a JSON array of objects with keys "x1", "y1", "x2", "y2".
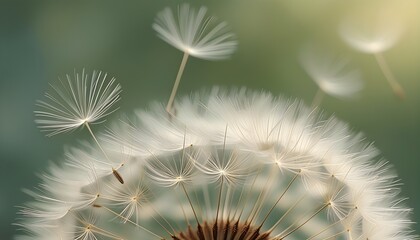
[
  {"x1": 338, "y1": 5, "x2": 404, "y2": 55},
  {"x1": 17, "y1": 88, "x2": 416, "y2": 240},
  {"x1": 34, "y1": 69, "x2": 121, "y2": 136},
  {"x1": 338, "y1": 11, "x2": 406, "y2": 100},
  {"x1": 299, "y1": 43, "x2": 363, "y2": 101},
  {"x1": 153, "y1": 4, "x2": 237, "y2": 60}
]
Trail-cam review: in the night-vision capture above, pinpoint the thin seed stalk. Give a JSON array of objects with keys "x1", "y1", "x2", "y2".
[
  {"x1": 374, "y1": 52, "x2": 405, "y2": 99},
  {"x1": 85, "y1": 122, "x2": 124, "y2": 184},
  {"x1": 166, "y1": 52, "x2": 190, "y2": 115},
  {"x1": 311, "y1": 88, "x2": 324, "y2": 109}
]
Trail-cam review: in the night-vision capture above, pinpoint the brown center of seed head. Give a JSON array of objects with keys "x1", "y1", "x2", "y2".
[{"x1": 173, "y1": 219, "x2": 270, "y2": 240}]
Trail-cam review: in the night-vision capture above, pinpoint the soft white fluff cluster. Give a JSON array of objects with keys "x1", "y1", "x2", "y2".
[
  {"x1": 339, "y1": 16, "x2": 403, "y2": 54},
  {"x1": 17, "y1": 3, "x2": 415, "y2": 240},
  {"x1": 299, "y1": 44, "x2": 363, "y2": 100},
  {"x1": 153, "y1": 4, "x2": 237, "y2": 60},
  {"x1": 34, "y1": 70, "x2": 121, "y2": 136},
  {"x1": 17, "y1": 88, "x2": 415, "y2": 240}
]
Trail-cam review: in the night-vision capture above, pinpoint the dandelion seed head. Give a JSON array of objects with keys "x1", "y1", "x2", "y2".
[{"x1": 17, "y1": 88, "x2": 416, "y2": 240}]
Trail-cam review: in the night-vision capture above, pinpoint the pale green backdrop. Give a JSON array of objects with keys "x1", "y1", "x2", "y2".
[{"x1": 0, "y1": 0, "x2": 419, "y2": 239}]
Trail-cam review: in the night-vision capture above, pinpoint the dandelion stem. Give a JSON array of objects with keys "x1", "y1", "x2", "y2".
[
  {"x1": 374, "y1": 52, "x2": 405, "y2": 99},
  {"x1": 311, "y1": 88, "x2": 324, "y2": 108},
  {"x1": 166, "y1": 52, "x2": 190, "y2": 115},
  {"x1": 85, "y1": 122, "x2": 124, "y2": 184}
]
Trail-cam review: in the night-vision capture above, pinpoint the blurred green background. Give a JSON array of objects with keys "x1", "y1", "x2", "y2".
[{"x1": 0, "y1": 0, "x2": 419, "y2": 239}]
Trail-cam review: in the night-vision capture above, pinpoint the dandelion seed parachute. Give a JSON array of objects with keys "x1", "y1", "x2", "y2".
[
  {"x1": 153, "y1": 4, "x2": 237, "y2": 60},
  {"x1": 339, "y1": 15, "x2": 406, "y2": 99},
  {"x1": 17, "y1": 88, "x2": 415, "y2": 240},
  {"x1": 299, "y1": 44, "x2": 363, "y2": 100},
  {"x1": 339, "y1": 17, "x2": 403, "y2": 54},
  {"x1": 34, "y1": 69, "x2": 126, "y2": 185},
  {"x1": 34, "y1": 69, "x2": 121, "y2": 136}
]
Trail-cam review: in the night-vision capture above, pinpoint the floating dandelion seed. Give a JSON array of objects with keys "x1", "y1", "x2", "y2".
[
  {"x1": 17, "y1": 88, "x2": 416, "y2": 240},
  {"x1": 339, "y1": 14, "x2": 405, "y2": 99},
  {"x1": 34, "y1": 69, "x2": 125, "y2": 184},
  {"x1": 299, "y1": 43, "x2": 363, "y2": 107},
  {"x1": 153, "y1": 4, "x2": 237, "y2": 60},
  {"x1": 339, "y1": 19, "x2": 402, "y2": 55},
  {"x1": 153, "y1": 4, "x2": 237, "y2": 114},
  {"x1": 35, "y1": 69, "x2": 121, "y2": 136}
]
